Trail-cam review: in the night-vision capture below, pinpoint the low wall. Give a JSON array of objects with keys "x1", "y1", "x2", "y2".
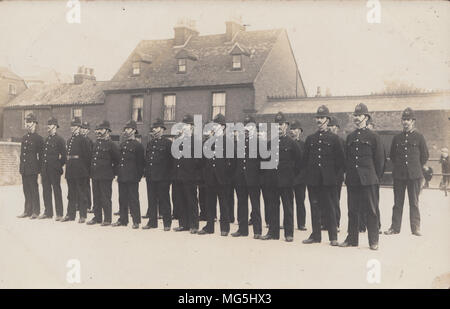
[{"x1": 0, "y1": 142, "x2": 21, "y2": 186}]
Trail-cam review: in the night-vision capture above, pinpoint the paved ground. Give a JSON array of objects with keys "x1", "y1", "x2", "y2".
[{"x1": 0, "y1": 181, "x2": 449, "y2": 289}]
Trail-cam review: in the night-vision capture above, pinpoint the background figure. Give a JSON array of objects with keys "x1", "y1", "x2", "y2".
[{"x1": 439, "y1": 148, "x2": 449, "y2": 196}]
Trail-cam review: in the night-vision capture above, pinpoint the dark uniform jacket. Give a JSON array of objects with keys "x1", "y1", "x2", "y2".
[
  {"x1": 145, "y1": 136, "x2": 172, "y2": 181},
  {"x1": 65, "y1": 133, "x2": 92, "y2": 179},
  {"x1": 20, "y1": 132, "x2": 44, "y2": 176},
  {"x1": 389, "y1": 130, "x2": 429, "y2": 180},
  {"x1": 233, "y1": 134, "x2": 261, "y2": 187},
  {"x1": 303, "y1": 130, "x2": 345, "y2": 186},
  {"x1": 261, "y1": 135, "x2": 302, "y2": 188},
  {"x1": 117, "y1": 139, "x2": 145, "y2": 183},
  {"x1": 91, "y1": 138, "x2": 120, "y2": 180},
  {"x1": 345, "y1": 128, "x2": 385, "y2": 186},
  {"x1": 172, "y1": 135, "x2": 202, "y2": 183},
  {"x1": 42, "y1": 134, "x2": 66, "y2": 176},
  {"x1": 202, "y1": 135, "x2": 236, "y2": 186},
  {"x1": 293, "y1": 138, "x2": 306, "y2": 185}
]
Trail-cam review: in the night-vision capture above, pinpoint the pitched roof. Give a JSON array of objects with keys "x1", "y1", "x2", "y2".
[
  {"x1": 259, "y1": 92, "x2": 450, "y2": 115},
  {"x1": 0, "y1": 66, "x2": 24, "y2": 81},
  {"x1": 107, "y1": 29, "x2": 283, "y2": 91},
  {"x1": 4, "y1": 80, "x2": 109, "y2": 109}
]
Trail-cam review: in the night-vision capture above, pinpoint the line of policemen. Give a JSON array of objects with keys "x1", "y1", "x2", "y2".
[{"x1": 17, "y1": 103, "x2": 429, "y2": 250}]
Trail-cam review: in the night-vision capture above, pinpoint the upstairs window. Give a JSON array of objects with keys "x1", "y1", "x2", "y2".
[
  {"x1": 212, "y1": 92, "x2": 226, "y2": 119},
  {"x1": 163, "y1": 94, "x2": 176, "y2": 121},
  {"x1": 9, "y1": 83, "x2": 17, "y2": 95},
  {"x1": 178, "y1": 59, "x2": 186, "y2": 73},
  {"x1": 232, "y1": 55, "x2": 242, "y2": 70},
  {"x1": 132, "y1": 96, "x2": 144, "y2": 123},
  {"x1": 132, "y1": 62, "x2": 140, "y2": 75},
  {"x1": 71, "y1": 107, "x2": 82, "y2": 122}
]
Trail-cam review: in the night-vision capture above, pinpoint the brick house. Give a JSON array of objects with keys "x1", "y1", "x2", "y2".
[
  {"x1": 104, "y1": 20, "x2": 306, "y2": 144},
  {"x1": 0, "y1": 67, "x2": 28, "y2": 138},
  {"x1": 3, "y1": 67, "x2": 108, "y2": 141}
]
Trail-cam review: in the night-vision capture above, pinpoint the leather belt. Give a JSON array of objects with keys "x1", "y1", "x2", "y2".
[{"x1": 68, "y1": 155, "x2": 79, "y2": 159}]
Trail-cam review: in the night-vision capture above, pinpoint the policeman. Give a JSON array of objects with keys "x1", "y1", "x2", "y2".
[
  {"x1": 62, "y1": 117, "x2": 92, "y2": 223},
  {"x1": 384, "y1": 107, "x2": 429, "y2": 236},
  {"x1": 198, "y1": 113, "x2": 236, "y2": 236},
  {"x1": 327, "y1": 116, "x2": 345, "y2": 232},
  {"x1": 339, "y1": 104, "x2": 385, "y2": 250},
  {"x1": 86, "y1": 120, "x2": 119, "y2": 226},
  {"x1": 143, "y1": 118, "x2": 173, "y2": 231},
  {"x1": 261, "y1": 112, "x2": 302, "y2": 242},
  {"x1": 81, "y1": 121, "x2": 94, "y2": 213},
  {"x1": 289, "y1": 120, "x2": 307, "y2": 231},
  {"x1": 302, "y1": 106, "x2": 344, "y2": 246},
  {"x1": 231, "y1": 115, "x2": 262, "y2": 239},
  {"x1": 39, "y1": 117, "x2": 66, "y2": 220},
  {"x1": 112, "y1": 120, "x2": 145, "y2": 229},
  {"x1": 17, "y1": 113, "x2": 44, "y2": 219},
  {"x1": 172, "y1": 114, "x2": 202, "y2": 233}
]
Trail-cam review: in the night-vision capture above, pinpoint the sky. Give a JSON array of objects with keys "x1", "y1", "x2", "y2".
[{"x1": 0, "y1": 0, "x2": 449, "y2": 96}]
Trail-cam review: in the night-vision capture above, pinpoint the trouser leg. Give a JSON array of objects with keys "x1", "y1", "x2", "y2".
[
  {"x1": 67, "y1": 179, "x2": 77, "y2": 219},
  {"x1": 42, "y1": 174, "x2": 53, "y2": 216},
  {"x1": 204, "y1": 186, "x2": 217, "y2": 232},
  {"x1": 268, "y1": 187, "x2": 280, "y2": 239},
  {"x1": 235, "y1": 185, "x2": 249, "y2": 235},
  {"x1": 76, "y1": 178, "x2": 88, "y2": 219},
  {"x1": 228, "y1": 186, "x2": 235, "y2": 223},
  {"x1": 307, "y1": 185, "x2": 322, "y2": 241},
  {"x1": 391, "y1": 178, "x2": 407, "y2": 232},
  {"x1": 218, "y1": 185, "x2": 230, "y2": 233},
  {"x1": 280, "y1": 187, "x2": 294, "y2": 238},
  {"x1": 146, "y1": 178, "x2": 158, "y2": 227},
  {"x1": 294, "y1": 184, "x2": 306, "y2": 228},
  {"x1": 335, "y1": 181, "x2": 342, "y2": 228},
  {"x1": 262, "y1": 187, "x2": 270, "y2": 226},
  {"x1": 158, "y1": 181, "x2": 172, "y2": 228},
  {"x1": 86, "y1": 178, "x2": 92, "y2": 210},
  {"x1": 249, "y1": 186, "x2": 262, "y2": 235},
  {"x1": 184, "y1": 182, "x2": 198, "y2": 230},
  {"x1": 52, "y1": 173, "x2": 63, "y2": 217},
  {"x1": 22, "y1": 175, "x2": 32, "y2": 215},
  {"x1": 127, "y1": 182, "x2": 141, "y2": 224},
  {"x1": 102, "y1": 180, "x2": 113, "y2": 223},
  {"x1": 25, "y1": 174, "x2": 40, "y2": 216},
  {"x1": 321, "y1": 186, "x2": 337, "y2": 241},
  {"x1": 407, "y1": 178, "x2": 421, "y2": 233},
  {"x1": 364, "y1": 185, "x2": 380, "y2": 246},
  {"x1": 346, "y1": 186, "x2": 359, "y2": 245},
  {"x1": 198, "y1": 185, "x2": 207, "y2": 219},
  {"x1": 92, "y1": 180, "x2": 103, "y2": 222},
  {"x1": 118, "y1": 182, "x2": 129, "y2": 225}
]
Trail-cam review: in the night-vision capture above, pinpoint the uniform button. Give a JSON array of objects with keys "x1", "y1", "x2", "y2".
[
  {"x1": 406, "y1": 161, "x2": 408, "y2": 164},
  {"x1": 318, "y1": 155, "x2": 321, "y2": 158},
  {"x1": 243, "y1": 160, "x2": 246, "y2": 163},
  {"x1": 150, "y1": 163, "x2": 152, "y2": 166},
  {"x1": 177, "y1": 165, "x2": 180, "y2": 168},
  {"x1": 318, "y1": 163, "x2": 321, "y2": 167},
  {"x1": 319, "y1": 140, "x2": 322, "y2": 143},
  {"x1": 44, "y1": 160, "x2": 47, "y2": 163},
  {"x1": 152, "y1": 152, "x2": 154, "y2": 154},
  {"x1": 406, "y1": 134, "x2": 408, "y2": 137},
  {"x1": 405, "y1": 140, "x2": 408, "y2": 143},
  {"x1": 356, "y1": 165, "x2": 358, "y2": 168},
  {"x1": 23, "y1": 159, "x2": 26, "y2": 162},
  {"x1": 120, "y1": 164, "x2": 123, "y2": 167},
  {"x1": 212, "y1": 158, "x2": 215, "y2": 160},
  {"x1": 356, "y1": 147, "x2": 359, "y2": 151},
  {"x1": 243, "y1": 167, "x2": 246, "y2": 170},
  {"x1": 355, "y1": 156, "x2": 358, "y2": 159},
  {"x1": 93, "y1": 163, "x2": 96, "y2": 166},
  {"x1": 150, "y1": 157, "x2": 153, "y2": 159},
  {"x1": 405, "y1": 147, "x2": 407, "y2": 150},
  {"x1": 318, "y1": 148, "x2": 321, "y2": 151},
  {"x1": 96, "y1": 152, "x2": 98, "y2": 154},
  {"x1": 358, "y1": 131, "x2": 361, "y2": 135},
  {"x1": 405, "y1": 155, "x2": 408, "y2": 157},
  {"x1": 212, "y1": 164, "x2": 216, "y2": 167}
]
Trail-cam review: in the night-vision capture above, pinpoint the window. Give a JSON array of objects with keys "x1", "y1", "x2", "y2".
[
  {"x1": 132, "y1": 62, "x2": 140, "y2": 75},
  {"x1": 178, "y1": 59, "x2": 186, "y2": 73},
  {"x1": 132, "y1": 96, "x2": 144, "y2": 123},
  {"x1": 163, "y1": 95, "x2": 176, "y2": 121},
  {"x1": 22, "y1": 110, "x2": 33, "y2": 128},
  {"x1": 232, "y1": 55, "x2": 242, "y2": 70},
  {"x1": 212, "y1": 92, "x2": 226, "y2": 119},
  {"x1": 9, "y1": 83, "x2": 17, "y2": 95},
  {"x1": 71, "y1": 107, "x2": 82, "y2": 122}
]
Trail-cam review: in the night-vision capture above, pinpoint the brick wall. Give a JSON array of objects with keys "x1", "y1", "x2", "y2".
[
  {"x1": 2, "y1": 104, "x2": 106, "y2": 141},
  {"x1": 105, "y1": 86, "x2": 254, "y2": 145},
  {"x1": 0, "y1": 141, "x2": 21, "y2": 186}
]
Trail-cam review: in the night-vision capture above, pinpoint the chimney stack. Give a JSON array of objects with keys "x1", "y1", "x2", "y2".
[
  {"x1": 74, "y1": 66, "x2": 96, "y2": 84},
  {"x1": 174, "y1": 18, "x2": 199, "y2": 46},
  {"x1": 315, "y1": 86, "x2": 322, "y2": 97},
  {"x1": 225, "y1": 16, "x2": 245, "y2": 42}
]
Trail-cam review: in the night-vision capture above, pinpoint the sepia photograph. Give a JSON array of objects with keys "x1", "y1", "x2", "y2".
[{"x1": 0, "y1": 0, "x2": 449, "y2": 293}]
